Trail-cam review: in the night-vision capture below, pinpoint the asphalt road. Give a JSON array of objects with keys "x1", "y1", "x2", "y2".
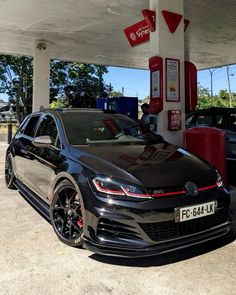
[{"x1": 1, "y1": 142, "x2": 236, "y2": 295}]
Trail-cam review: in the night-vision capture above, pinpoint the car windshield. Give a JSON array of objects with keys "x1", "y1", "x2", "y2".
[{"x1": 61, "y1": 112, "x2": 164, "y2": 145}]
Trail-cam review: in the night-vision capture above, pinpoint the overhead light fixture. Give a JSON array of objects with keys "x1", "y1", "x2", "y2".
[{"x1": 107, "y1": 8, "x2": 120, "y2": 15}]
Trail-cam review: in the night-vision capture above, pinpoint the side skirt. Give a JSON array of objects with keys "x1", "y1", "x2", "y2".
[{"x1": 15, "y1": 180, "x2": 50, "y2": 222}]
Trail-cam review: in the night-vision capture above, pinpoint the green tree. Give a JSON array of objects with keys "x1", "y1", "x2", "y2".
[
  {"x1": 49, "y1": 97, "x2": 69, "y2": 108},
  {"x1": 0, "y1": 55, "x2": 33, "y2": 121},
  {"x1": 196, "y1": 84, "x2": 211, "y2": 109},
  {"x1": 63, "y1": 63, "x2": 109, "y2": 107},
  {"x1": 211, "y1": 89, "x2": 236, "y2": 107},
  {"x1": 0, "y1": 55, "x2": 110, "y2": 120},
  {"x1": 110, "y1": 90, "x2": 123, "y2": 97},
  {"x1": 50, "y1": 59, "x2": 69, "y2": 100},
  {"x1": 197, "y1": 84, "x2": 236, "y2": 109},
  {"x1": 218, "y1": 89, "x2": 229, "y2": 100}
]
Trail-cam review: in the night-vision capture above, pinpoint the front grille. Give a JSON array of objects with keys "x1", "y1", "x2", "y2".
[
  {"x1": 148, "y1": 178, "x2": 216, "y2": 195},
  {"x1": 139, "y1": 207, "x2": 229, "y2": 242},
  {"x1": 97, "y1": 218, "x2": 141, "y2": 240}
]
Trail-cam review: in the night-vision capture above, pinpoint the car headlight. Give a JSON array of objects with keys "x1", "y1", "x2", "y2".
[
  {"x1": 216, "y1": 170, "x2": 224, "y2": 188},
  {"x1": 92, "y1": 176, "x2": 151, "y2": 199}
]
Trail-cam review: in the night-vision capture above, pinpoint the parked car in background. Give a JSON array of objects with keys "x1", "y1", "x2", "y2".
[
  {"x1": 0, "y1": 104, "x2": 17, "y2": 122},
  {"x1": 0, "y1": 112, "x2": 4, "y2": 122},
  {"x1": 186, "y1": 107, "x2": 236, "y2": 161},
  {"x1": 5, "y1": 108, "x2": 231, "y2": 257}
]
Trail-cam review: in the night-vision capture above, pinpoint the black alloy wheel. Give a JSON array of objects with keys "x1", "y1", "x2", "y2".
[
  {"x1": 50, "y1": 180, "x2": 84, "y2": 247},
  {"x1": 5, "y1": 154, "x2": 16, "y2": 189}
]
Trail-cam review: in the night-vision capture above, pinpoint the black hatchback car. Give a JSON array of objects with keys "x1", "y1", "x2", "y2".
[{"x1": 5, "y1": 108, "x2": 231, "y2": 257}]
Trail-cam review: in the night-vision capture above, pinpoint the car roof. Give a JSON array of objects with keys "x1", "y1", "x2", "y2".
[
  {"x1": 186, "y1": 107, "x2": 236, "y2": 117},
  {"x1": 29, "y1": 108, "x2": 121, "y2": 118}
]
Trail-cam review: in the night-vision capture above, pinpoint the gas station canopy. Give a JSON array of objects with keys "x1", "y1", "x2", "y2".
[{"x1": 0, "y1": 0, "x2": 236, "y2": 70}]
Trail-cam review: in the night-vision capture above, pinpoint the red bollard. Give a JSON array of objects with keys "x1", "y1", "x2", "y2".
[{"x1": 184, "y1": 127, "x2": 227, "y2": 185}]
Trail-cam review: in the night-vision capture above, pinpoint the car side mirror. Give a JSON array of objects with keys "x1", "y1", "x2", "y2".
[{"x1": 32, "y1": 135, "x2": 52, "y2": 148}]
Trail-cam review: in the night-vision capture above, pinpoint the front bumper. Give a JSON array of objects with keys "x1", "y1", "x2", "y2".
[
  {"x1": 82, "y1": 187, "x2": 231, "y2": 258},
  {"x1": 84, "y1": 224, "x2": 230, "y2": 258}
]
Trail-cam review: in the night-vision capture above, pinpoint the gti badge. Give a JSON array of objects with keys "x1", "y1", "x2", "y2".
[{"x1": 185, "y1": 181, "x2": 198, "y2": 196}]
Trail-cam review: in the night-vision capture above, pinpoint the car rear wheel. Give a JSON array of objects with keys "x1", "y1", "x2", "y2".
[
  {"x1": 50, "y1": 180, "x2": 84, "y2": 247},
  {"x1": 5, "y1": 154, "x2": 16, "y2": 189}
]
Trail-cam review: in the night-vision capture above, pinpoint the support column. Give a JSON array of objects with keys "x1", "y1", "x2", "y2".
[
  {"x1": 32, "y1": 41, "x2": 50, "y2": 112},
  {"x1": 150, "y1": 0, "x2": 185, "y2": 145}
]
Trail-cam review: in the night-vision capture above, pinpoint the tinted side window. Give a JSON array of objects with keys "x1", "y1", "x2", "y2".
[
  {"x1": 195, "y1": 114, "x2": 213, "y2": 126},
  {"x1": 228, "y1": 114, "x2": 236, "y2": 131},
  {"x1": 36, "y1": 115, "x2": 58, "y2": 146},
  {"x1": 16, "y1": 116, "x2": 28, "y2": 133},
  {"x1": 186, "y1": 115, "x2": 194, "y2": 126},
  {"x1": 23, "y1": 116, "x2": 40, "y2": 137},
  {"x1": 215, "y1": 114, "x2": 224, "y2": 129}
]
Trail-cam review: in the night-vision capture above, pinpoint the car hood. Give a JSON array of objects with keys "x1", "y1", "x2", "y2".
[{"x1": 70, "y1": 142, "x2": 216, "y2": 188}]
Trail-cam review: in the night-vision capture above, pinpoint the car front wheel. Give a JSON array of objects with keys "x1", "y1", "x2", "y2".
[{"x1": 50, "y1": 180, "x2": 84, "y2": 247}]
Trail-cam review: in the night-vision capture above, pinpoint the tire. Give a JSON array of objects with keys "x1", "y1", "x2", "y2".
[
  {"x1": 50, "y1": 180, "x2": 84, "y2": 247},
  {"x1": 5, "y1": 154, "x2": 16, "y2": 189}
]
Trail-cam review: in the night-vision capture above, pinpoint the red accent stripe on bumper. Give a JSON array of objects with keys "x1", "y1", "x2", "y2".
[{"x1": 150, "y1": 184, "x2": 218, "y2": 198}]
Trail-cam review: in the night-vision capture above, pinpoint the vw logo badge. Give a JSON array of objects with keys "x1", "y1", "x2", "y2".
[{"x1": 185, "y1": 181, "x2": 198, "y2": 196}]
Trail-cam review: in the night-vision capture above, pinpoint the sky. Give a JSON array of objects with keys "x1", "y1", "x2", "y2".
[
  {"x1": 104, "y1": 64, "x2": 236, "y2": 100},
  {"x1": 104, "y1": 67, "x2": 150, "y2": 99},
  {"x1": 1, "y1": 64, "x2": 236, "y2": 102},
  {"x1": 197, "y1": 64, "x2": 236, "y2": 95}
]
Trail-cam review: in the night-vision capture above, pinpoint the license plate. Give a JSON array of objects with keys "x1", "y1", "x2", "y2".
[{"x1": 175, "y1": 201, "x2": 217, "y2": 222}]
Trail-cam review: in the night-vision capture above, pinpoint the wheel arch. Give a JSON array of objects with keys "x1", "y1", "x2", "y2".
[{"x1": 51, "y1": 172, "x2": 83, "y2": 202}]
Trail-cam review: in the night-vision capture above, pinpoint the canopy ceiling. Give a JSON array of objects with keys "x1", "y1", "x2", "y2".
[{"x1": 0, "y1": 0, "x2": 235, "y2": 69}]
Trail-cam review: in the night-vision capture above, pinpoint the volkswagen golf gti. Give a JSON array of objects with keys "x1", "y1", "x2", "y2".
[{"x1": 5, "y1": 108, "x2": 231, "y2": 257}]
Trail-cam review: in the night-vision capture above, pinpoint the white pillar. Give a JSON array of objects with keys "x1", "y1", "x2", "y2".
[
  {"x1": 150, "y1": 0, "x2": 185, "y2": 146},
  {"x1": 32, "y1": 41, "x2": 50, "y2": 112}
]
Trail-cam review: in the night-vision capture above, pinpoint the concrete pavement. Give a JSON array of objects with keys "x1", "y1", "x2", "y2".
[{"x1": 0, "y1": 142, "x2": 236, "y2": 295}]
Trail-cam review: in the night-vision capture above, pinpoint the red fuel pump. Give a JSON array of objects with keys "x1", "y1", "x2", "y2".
[
  {"x1": 185, "y1": 61, "x2": 197, "y2": 112},
  {"x1": 184, "y1": 127, "x2": 227, "y2": 185}
]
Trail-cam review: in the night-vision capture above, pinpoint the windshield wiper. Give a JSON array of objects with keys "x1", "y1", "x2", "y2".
[{"x1": 86, "y1": 136, "x2": 143, "y2": 144}]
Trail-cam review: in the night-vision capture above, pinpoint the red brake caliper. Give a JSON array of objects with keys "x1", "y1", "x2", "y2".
[
  {"x1": 77, "y1": 209, "x2": 83, "y2": 227},
  {"x1": 77, "y1": 217, "x2": 83, "y2": 227}
]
